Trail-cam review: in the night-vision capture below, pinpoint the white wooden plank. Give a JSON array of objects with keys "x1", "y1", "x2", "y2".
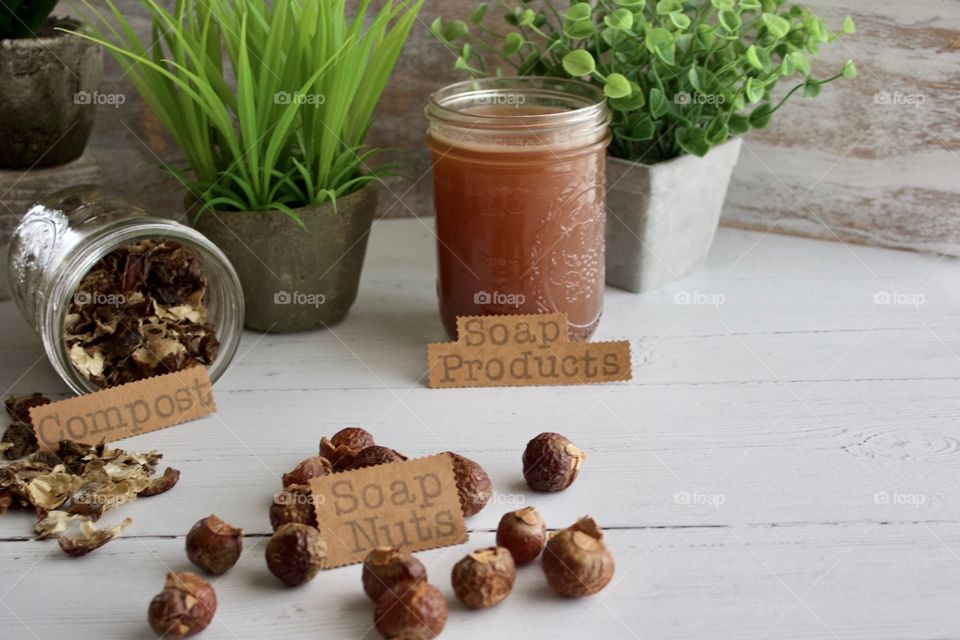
[
  {"x1": 1, "y1": 221, "x2": 958, "y2": 394},
  {"x1": 2, "y1": 525, "x2": 960, "y2": 639}
]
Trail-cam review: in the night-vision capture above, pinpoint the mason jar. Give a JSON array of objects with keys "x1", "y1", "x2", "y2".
[
  {"x1": 426, "y1": 77, "x2": 611, "y2": 341},
  {"x1": 7, "y1": 186, "x2": 244, "y2": 394}
]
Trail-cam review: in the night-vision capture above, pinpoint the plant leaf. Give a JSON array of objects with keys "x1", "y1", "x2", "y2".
[
  {"x1": 604, "y1": 73, "x2": 632, "y2": 99},
  {"x1": 562, "y1": 49, "x2": 596, "y2": 76},
  {"x1": 761, "y1": 12, "x2": 790, "y2": 39}
]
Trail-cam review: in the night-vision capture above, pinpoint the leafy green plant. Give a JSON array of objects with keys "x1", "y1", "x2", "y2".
[
  {"x1": 0, "y1": 0, "x2": 60, "y2": 39},
  {"x1": 434, "y1": 0, "x2": 856, "y2": 164},
  {"x1": 69, "y1": 0, "x2": 422, "y2": 222}
]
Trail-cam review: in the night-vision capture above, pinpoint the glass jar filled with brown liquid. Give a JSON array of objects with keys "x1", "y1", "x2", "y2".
[{"x1": 426, "y1": 77, "x2": 611, "y2": 341}]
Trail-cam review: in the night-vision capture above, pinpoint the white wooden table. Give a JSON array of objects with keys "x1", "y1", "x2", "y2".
[{"x1": 1, "y1": 218, "x2": 959, "y2": 639}]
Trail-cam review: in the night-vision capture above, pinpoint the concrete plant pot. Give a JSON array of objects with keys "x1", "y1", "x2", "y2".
[
  {"x1": 191, "y1": 185, "x2": 378, "y2": 333},
  {"x1": 0, "y1": 29, "x2": 103, "y2": 169},
  {"x1": 605, "y1": 137, "x2": 743, "y2": 293}
]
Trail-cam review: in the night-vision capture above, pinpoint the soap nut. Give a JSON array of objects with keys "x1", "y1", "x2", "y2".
[
  {"x1": 496, "y1": 506, "x2": 546, "y2": 565},
  {"x1": 265, "y1": 522, "x2": 326, "y2": 587},
  {"x1": 147, "y1": 571, "x2": 217, "y2": 638},
  {"x1": 350, "y1": 445, "x2": 407, "y2": 470},
  {"x1": 185, "y1": 514, "x2": 243, "y2": 575},
  {"x1": 270, "y1": 484, "x2": 318, "y2": 531},
  {"x1": 541, "y1": 516, "x2": 615, "y2": 597},
  {"x1": 446, "y1": 452, "x2": 492, "y2": 517},
  {"x1": 451, "y1": 547, "x2": 516, "y2": 609},
  {"x1": 522, "y1": 432, "x2": 585, "y2": 492},
  {"x1": 374, "y1": 580, "x2": 447, "y2": 639},
  {"x1": 282, "y1": 455, "x2": 332, "y2": 487},
  {"x1": 362, "y1": 546, "x2": 428, "y2": 602},
  {"x1": 320, "y1": 427, "x2": 375, "y2": 470}
]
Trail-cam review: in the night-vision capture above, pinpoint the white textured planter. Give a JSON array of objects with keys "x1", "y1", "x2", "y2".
[{"x1": 605, "y1": 137, "x2": 743, "y2": 293}]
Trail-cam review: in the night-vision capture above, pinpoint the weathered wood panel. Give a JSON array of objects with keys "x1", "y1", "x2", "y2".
[
  {"x1": 6, "y1": 0, "x2": 955, "y2": 258},
  {"x1": 722, "y1": 0, "x2": 960, "y2": 256}
]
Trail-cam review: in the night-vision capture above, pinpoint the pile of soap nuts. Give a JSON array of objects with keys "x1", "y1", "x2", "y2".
[{"x1": 146, "y1": 427, "x2": 614, "y2": 639}]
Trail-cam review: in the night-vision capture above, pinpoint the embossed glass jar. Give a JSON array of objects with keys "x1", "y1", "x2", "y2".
[
  {"x1": 6, "y1": 186, "x2": 244, "y2": 394},
  {"x1": 427, "y1": 77, "x2": 611, "y2": 341}
]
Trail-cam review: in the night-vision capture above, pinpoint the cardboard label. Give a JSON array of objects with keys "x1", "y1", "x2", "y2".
[
  {"x1": 427, "y1": 312, "x2": 632, "y2": 388},
  {"x1": 29, "y1": 366, "x2": 217, "y2": 450},
  {"x1": 309, "y1": 454, "x2": 468, "y2": 568}
]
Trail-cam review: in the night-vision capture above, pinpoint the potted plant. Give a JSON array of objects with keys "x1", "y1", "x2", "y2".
[
  {"x1": 72, "y1": 0, "x2": 423, "y2": 331},
  {"x1": 434, "y1": 0, "x2": 856, "y2": 292},
  {"x1": 0, "y1": 0, "x2": 102, "y2": 168}
]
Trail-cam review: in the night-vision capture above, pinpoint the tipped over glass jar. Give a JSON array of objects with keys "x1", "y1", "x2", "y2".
[{"x1": 6, "y1": 186, "x2": 244, "y2": 394}]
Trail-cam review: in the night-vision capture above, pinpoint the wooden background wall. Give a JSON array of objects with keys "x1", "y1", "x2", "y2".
[{"x1": 52, "y1": 0, "x2": 960, "y2": 256}]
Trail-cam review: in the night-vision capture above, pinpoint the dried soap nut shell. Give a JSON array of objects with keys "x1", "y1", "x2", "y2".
[
  {"x1": 374, "y1": 580, "x2": 447, "y2": 639},
  {"x1": 496, "y1": 506, "x2": 547, "y2": 565},
  {"x1": 542, "y1": 516, "x2": 615, "y2": 597},
  {"x1": 148, "y1": 571, "x2": 217, "y2": 639},
  {"x1": 362, "y1": 546, "x2": 428, "y2": 602},
  {"x1": 281, "y1": 455, "x2": 332, "y2": 487},
  {"x1": 522, "y1": 432, "x2": 585, "y2": 492},
  {"x1": 265, "y1": 522, "x2": 326, "y2": 586},
  {"x1": 138, "y1": 467, "x2": 181, "y2": 497},
  {"x1": 350, "y1": 445, "x2": 407, "y2": 470},
  {"x1": 4, "y1": 393, "x2": 50, "y2": 425},
  {"x1": 320, "y1": 427, "x2": 375, "y2": 470},
  {"x1": 446, "y1": 452, "x2": 492, "y2": 517},
  {"x1": 185, "y1": 514, "x2": 243, "y2": 575},
  {"x1": 270, "y1": 484, "x2": 317, "y2": 531},
  {"x1": 451, "y1": 547, "x2": 516, "y2": 609}
]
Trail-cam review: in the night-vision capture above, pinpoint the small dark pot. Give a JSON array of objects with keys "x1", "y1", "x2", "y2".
[
  {"x1": 191, "y1": 186, "x2": 378, "y2": 333},
  {"x1": 0, "y1": 31, "x2": 103, "y2": 169}
]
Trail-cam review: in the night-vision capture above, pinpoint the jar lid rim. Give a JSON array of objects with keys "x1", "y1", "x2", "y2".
[{"x1": 427, "y1": 76, "x2": 609, "y2": 130}]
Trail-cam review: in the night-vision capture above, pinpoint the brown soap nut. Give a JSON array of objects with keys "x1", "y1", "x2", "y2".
[
  {"x1": 185, "y1": 514, "x2": 243, "y2": 575},
  {"x1": 496, "y1": 506, "x2": 547, "y2": 565},
  {"x1": 265, "y1": 522, "x2": 327, "y2": 586},
  {"x1": 350, "y1": 445, "x2": 407, "y2": 470},
  {"x1": 148, "y1": 571, "x2": 217, "y2": 639},
  {"x1": 451, "y1": 547, "x2": 516, "y2": 609},
  {"x1": 269, "y1": 484, "x2": 317, "y2": 531},
  {"x1": 281, "y1": 455, "x2": 332, "y2": 487},
  {"x1": 445, "y1": 452, "x2": 492, "y2": 517},
  {"x1": 362, "y1": 546, "x2": 428, "y2": 602},
  {"x1": 542, "y1": 516, "x2": 615, "y2": 597},
  {"x1": 522, "y1": 432, "x2": 585, "y2": 492},
  {"x1": 374, "y1": 580, "x2": 447, "y2": 639},
  {"x1": 320, "y1": 427, "x2": 375, "y2": 470}
]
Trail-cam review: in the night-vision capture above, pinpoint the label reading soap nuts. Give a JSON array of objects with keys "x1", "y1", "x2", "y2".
[{"x1": 309, "y1": 454, "x2": 469, "y2": 567}]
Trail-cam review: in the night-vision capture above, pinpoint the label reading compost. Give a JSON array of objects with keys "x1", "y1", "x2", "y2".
[
  {"x1": 309, "y1": 454, "x2": 468, "y2": 568},
  {"x1": 427, "y1": 312, "x2": 633, "y2": 388},
  {"x1": 29, "y1": 366, "x2": 217, "y2": 450}
]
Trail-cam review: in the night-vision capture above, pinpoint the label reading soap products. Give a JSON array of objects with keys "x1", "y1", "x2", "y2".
[
  {"x1": 427, "y1": 312, "x2": 632, "y2": 388},
  {"x1": 29, "y1": 366, "x2": 217, "y2": 450},
  {"x1": 309, "y1": 454, "x2": 469, "y2": 568}
]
